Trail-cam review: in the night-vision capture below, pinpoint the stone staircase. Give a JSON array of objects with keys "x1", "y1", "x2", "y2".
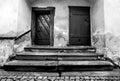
[{"x1": 3, "y1": 46, "x2": 115, "y2": 72}]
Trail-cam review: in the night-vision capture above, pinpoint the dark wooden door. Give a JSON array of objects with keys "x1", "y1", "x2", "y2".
[
  {"x1": 69, "y1": 7, "x2": 91, "y2": 46},
  {"x1": 35, "y1": 12, "x2": 51, "y2": 45},
  {"x1": 32, "y1": 7, "x2": 55, "y2": 46}
]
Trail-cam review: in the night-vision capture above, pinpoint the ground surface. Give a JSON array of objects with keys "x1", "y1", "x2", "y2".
[{"x1": 0, "y1": 69, "x2": 120, "y2": 81}]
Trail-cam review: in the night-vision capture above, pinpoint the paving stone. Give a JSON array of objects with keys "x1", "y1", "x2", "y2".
[
  {"x1": 64, "y1": 80, "x2": 70, "y2": 81},
  {"x1": 37, "y1": 76, "x2": 43, "y2": 79},
  {"x1": 56, "y1": 76, "x2": 61, "y2": 79},
  {"x1": 61, "y1": 77, "x2": 65, "y2": 79},
  {"x1": 29, "y1": 78, "x2": 35, "y2": 81},
  {"x1": 59, "y1": 79, "x2": 64, "y2": 81},
  {"x1": 36, "y1": 80, "x2": 42, "y2": 81},
  {"x1": 75, "y1": 76, "x2": 80, "y2": 79},
  {"x1": 48, "y1": 76, "x2": 56, "y2": 81},
  {"x1": 65, "y1": 76, "x2": 69, "y2": 79},
  {"x1": 0, "y1": 71, "x2": 120, "y2": 81},
  {"x1": 70, "y1": 76, "x2": 76, "y2": 80},
  {"x1": 43, "y1": 76, "x2": 48, "y2": 80},
  {"x1": 1, "y1": 78, "x2": 6, "y2": 81},
  {"x1": 76, "y1": 79, "x2": 80, "y2": 81}
]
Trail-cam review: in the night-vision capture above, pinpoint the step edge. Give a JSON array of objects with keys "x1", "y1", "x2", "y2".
[{"x1": 4, "y1": 60, "x2": 114, "y2": 66}]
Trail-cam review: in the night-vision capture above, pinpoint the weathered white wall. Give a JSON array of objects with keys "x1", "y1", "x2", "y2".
[
  {"x1": 0, "y1": 39, "x2": 14, "y2": 66},
  {"x1": 0, "y1": 0, "x2": 18, "y2": 36},
  {"x1": 17, "y1": 0, "x2": 31, "y2": 35},
  {"x1": 14, "y1": 0, "x2": 32, "y2": 52},
  {"x1": 0, "y1": 0, "x2": 31, "y2": 36},
  {"x1": 104, "y1": 0, "x2": 120, "y2": 65},
  {"x1": 32, "y1": 0, "x2": 90, "y2": 47},
  {"x1": 0, "y1": 0, "x2": 32, "y2": 64},
  {"x1": 0, "y1": 0, "x2": 18, "y2": 66},
  {"x1": 104, "y1": 0, "x2": 120, "y2": 35},
  {"x1": 91, "y1": 0, "x2": 105, "y2": 34},
  {"x1": 90, "y1": 0, "x2": 105, "y2": 53}
]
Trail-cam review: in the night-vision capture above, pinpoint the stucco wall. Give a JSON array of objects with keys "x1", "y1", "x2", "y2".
[
  {"x1": 32, "y1": 0, "x2": 90, "y2": 47},
  {"x1": 0, "y1": 39, "x2": 14, "y2": 66},
  {"x1": 0, "y1": 0, "x2": 31, "y2": 36},
  {"x1": 14, "y1": 0, "x2": 32, "y2": 52},
  {"x1": 0, "y1": 0, "x2": 18, "y2": 36},
  {"x1": 0, "y1": 0, "x2": 19, "y2": 65},
  {"x1": 17, "y1": 0, "x2": 31, "y2": 35},
  {"x1": 90, "y1": 0, "x2": 105, "y2": 53},
  {"x1": 0, "y1": 0, "x2": 32, "y2": 64},
  {"x1": 104, "y1": 0, "x2": 120, "y2": 65}
]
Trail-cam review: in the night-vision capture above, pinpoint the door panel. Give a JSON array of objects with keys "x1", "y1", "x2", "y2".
[
  {"x1": 70, "y1": 37, "x2": 90, "y2": 45},
  {"x1": 69, "y1": 7, "x2": 91, "y2": 46},
  {"x1": 35, "y1": 13, "x2": 51, "y2": 45}
]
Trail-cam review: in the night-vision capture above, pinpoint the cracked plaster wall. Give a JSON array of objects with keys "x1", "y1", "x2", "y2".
[
  {"x1": 90, "y1": 0, "x2": 105, "y2": 54},
  {"x1": 0, "y1": 0, "x2": 18, "y2": 65},
  {"x1": 0, "y1": 0, "x2": 31, "y2": 65},
  {"x1": 14, "y1": 0, "x2": 32, "y2": 52},
  {"x1": 0, "y1": 40, "x2": 14, "y2": 66},
  {"x1": 104, "y1": 0, "x2": 120, "y2": 65},
  {"x1": 91, "y1": 0, "x2": 120, "y2": 66}
]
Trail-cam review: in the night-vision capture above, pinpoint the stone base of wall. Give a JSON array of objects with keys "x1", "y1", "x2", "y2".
[
  {"x1": 92, "y1": 31, "x2": 120, "y2": 66},
  {"x1": 105, "y1": 33, "x2": 120, "y2": 66},
  {"x1": 0, "y1": 39, "x2": 14, "y2": 66}
]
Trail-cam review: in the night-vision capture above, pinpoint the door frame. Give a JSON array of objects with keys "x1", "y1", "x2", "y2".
[
  {"x1": 68, "y1": 6, "x2": 91, "y2": 46},
  {"x1": 31, "y1": 7, "x2": 55, "y2": 46}
]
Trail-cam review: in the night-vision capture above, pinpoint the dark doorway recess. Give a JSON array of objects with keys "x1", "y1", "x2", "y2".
[
  {"x1": 31, "y1": 7, "x2": 55, "y2": 46},
  {"x1": 69, "y1": 6, "x2": 91, "y2": 46}
]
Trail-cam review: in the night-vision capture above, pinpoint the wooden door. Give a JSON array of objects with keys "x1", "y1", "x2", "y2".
[
  {"x1": 31, "y1": 7, "x2": 55, "y2": 46},
  {"x1": 69, "y1": 7, "x2": 91, "y2": 46}
]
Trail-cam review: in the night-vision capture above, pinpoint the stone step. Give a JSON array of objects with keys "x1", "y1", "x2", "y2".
[
  {"x1": 4, "y1": 60, "x2": 57, "y2": 72},
  {"x1": 58, "y1": 60, "x2": 114, "y2": 71},
  {"x1": 24, "y1": 46, "x2": 96, "y2": 53},
  {"x1": 59, "y1": 60, "x2": 113, "y2": 66},
  {"x1": 14, "y1": 52, "x2": 104, "y2": 61},
  {"x1": 4, "y1": 60, "x2": 114, "y2": 71},
  {"x1": 5, "y1": 60, "x2": 57, "y2": 66}
]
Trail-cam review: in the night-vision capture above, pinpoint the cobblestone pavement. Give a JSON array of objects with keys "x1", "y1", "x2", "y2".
[
  {"x1": 0, "y1": 75, "x2": 120, "y2": 81},
  {"x1": 0, "y1": 70, "x2": 120, "y2": 81}
]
